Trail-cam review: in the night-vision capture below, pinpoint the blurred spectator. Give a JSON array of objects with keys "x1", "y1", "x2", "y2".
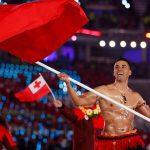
[
  {"x1": 53, "y1": 99, "x2": 105, "y2": 150},
  {"x1": 0, "y1": 116, "x2": 19, "y2": 150}
]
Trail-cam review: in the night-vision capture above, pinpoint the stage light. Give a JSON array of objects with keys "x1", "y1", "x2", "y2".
[
  {"x1": 125, "y1": 3, "x2": 130, "y2": 9},
  {"x1": 122, "y1": 0, "x2": 130, "y2": 9},
  {"x1": 122, "y1": 0, "x2": 127, "y2": 5},
  {"x1": 77, "y1": 28, "x2": 102, "y2": 37},
  {"x1": 109, "y1": 41, "x2": 116, "y2": 47},
  {"x1": 130, "y1": 41, "x2": 137, "y2": 48},
  {"x1": 140, "y1": 41, "x2": 147, "y2": 48},
  {"x1": 99, "y1": 40, "x2": 106, "y2": 47},
  {"x1": 145, "y1": 32, "x2": 150, "y2": 38},
  {"x1": 120, "y1": 41, "x2": 127, "y2": 47},
  {"x1": 71, "y1": 35, "x2": 77, "y2": 41}
]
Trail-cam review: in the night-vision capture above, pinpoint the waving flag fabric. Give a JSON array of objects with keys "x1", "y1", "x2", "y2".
[
  {"x1": 15, "y1": 74, "x2": 50, "y2": 102},
  {"x1": 0, "y1": 0, "x2": 88, "y2": 63}
]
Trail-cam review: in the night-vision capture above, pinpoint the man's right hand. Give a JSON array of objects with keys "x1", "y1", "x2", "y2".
[{"x1": 57, "y1": 73, "x2": 70, "y2": 84}]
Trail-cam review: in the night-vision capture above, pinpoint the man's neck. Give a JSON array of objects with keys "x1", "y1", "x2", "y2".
[{"x1": 114, "y1": 81, "x2": 128, "y2": 90}]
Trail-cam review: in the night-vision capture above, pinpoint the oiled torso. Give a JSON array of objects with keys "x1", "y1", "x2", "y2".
[{"x1": 99, "y1": 86, "x2": 138, "y2": 136}]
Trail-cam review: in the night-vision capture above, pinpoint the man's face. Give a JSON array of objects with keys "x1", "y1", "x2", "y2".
[{"x1": 113, "y1": 60, "x2": 132, "y2": 81}]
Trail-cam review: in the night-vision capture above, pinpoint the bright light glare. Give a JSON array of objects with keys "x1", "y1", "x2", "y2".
[
  {"x1": 71, "y1": 35, "x2": 77, "y2": 41},
  {"x1": 109, "y1": 41, "x2": 116, "y2": 47},
  {"x1": 99, "y1": 40, "x2": 106, "y2": 47},
  {"x1": 140, "y1": 41, "x2": 147, "y2": 48},
  {"x1": 120, "y1": 41, "x2": 126, "y2": 47},
  {"x1": 145, "y1": 33, "x2": 150, "y2": 38},
  {"x1": 130, "y1": 41, "x2": 137, "y2": 48},
  {"x1": 125, "y1": 3, "x2": 130, "y2": 9}
]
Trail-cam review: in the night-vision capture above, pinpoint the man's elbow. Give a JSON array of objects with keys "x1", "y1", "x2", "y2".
[
  {"x1": 143, "y1": 111, "x2": 150, "y2": 118},
  {"x1": 147, "y1": 113, "x2": 150, "y2": 118}
]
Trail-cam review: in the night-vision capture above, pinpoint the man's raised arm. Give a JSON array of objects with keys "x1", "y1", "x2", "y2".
[{"x1": 57, "y1": 73, "x2": 97, "y2": 106}]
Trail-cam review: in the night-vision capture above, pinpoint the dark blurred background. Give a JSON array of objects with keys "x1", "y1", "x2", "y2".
[{"x1": 0, "y1": 0, "x2": 150, "y2": 149}]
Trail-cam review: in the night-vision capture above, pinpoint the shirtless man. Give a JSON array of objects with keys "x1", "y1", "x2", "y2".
[{"x1": 58, "y1": 58, "x2": 150, "y2": 150}]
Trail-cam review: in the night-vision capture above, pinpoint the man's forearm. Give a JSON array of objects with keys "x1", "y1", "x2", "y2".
[
  {"x1": 66, "y1": 82, "x2": 97, "y2": 106},
  {"x1": 137, "y1": 103, "x2": 150, "y2": 118},
  {"x1": 66, "y1": 82, "x2": 81, "y2": 105}
]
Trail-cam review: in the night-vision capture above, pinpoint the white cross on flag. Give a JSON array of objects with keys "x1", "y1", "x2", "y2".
[{"x1": 15, "y1": 74, "x2": 50, "y2": 102}]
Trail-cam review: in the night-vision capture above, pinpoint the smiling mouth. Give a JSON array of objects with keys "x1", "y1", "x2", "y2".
[{"x1": 118, "y1": 73, "x2": 123, "y2": 75}]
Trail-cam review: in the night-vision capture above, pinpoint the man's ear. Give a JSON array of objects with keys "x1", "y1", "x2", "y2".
[
  {"x1": 113, "y1": 69, "x2": 115, "y2": 77},
  {"x1": 129, "y1": 70, "x2": 132, "y2": 76}
]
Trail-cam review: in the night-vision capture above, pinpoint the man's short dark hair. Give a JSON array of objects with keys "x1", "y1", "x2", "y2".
[{"x1": 114, "y1": 58, "x2": 131, "y2": 68}]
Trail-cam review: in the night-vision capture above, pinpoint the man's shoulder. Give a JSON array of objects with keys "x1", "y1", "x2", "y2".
[
  {"x1": 129, "y1": 88, "x2": 141, "y2": 96},
  {"x1": 128, "y1": 88, "x2": 144, "y2": 103},
  {"x1": 95, "y1": 84, "x2": 113, "y2": 92}
]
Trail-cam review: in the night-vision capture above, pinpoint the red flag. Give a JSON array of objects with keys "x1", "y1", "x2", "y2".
[
  {"x1": 0, "y1": 0, "x2": 88, "y2": 63},
  {"x1": 15, "y1": 75, "x2": 50, "y2": 102}
]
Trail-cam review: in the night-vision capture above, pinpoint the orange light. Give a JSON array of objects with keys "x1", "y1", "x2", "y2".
[{"x1": 145, "y1": 32, "x2": 150, "y2": 38}]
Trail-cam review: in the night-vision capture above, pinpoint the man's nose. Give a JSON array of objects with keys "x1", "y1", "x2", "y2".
[{"x1": 117, "y1": 67, "x2": 123, "y2": 71}]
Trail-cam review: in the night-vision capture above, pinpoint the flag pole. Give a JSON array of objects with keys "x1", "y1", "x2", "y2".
[
  {"x1": 36, "y1": 61, "x2": 150, "y2": 122},
  {"x1": 39, "y1": 73, "x2": 56, "y2": 100}
]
